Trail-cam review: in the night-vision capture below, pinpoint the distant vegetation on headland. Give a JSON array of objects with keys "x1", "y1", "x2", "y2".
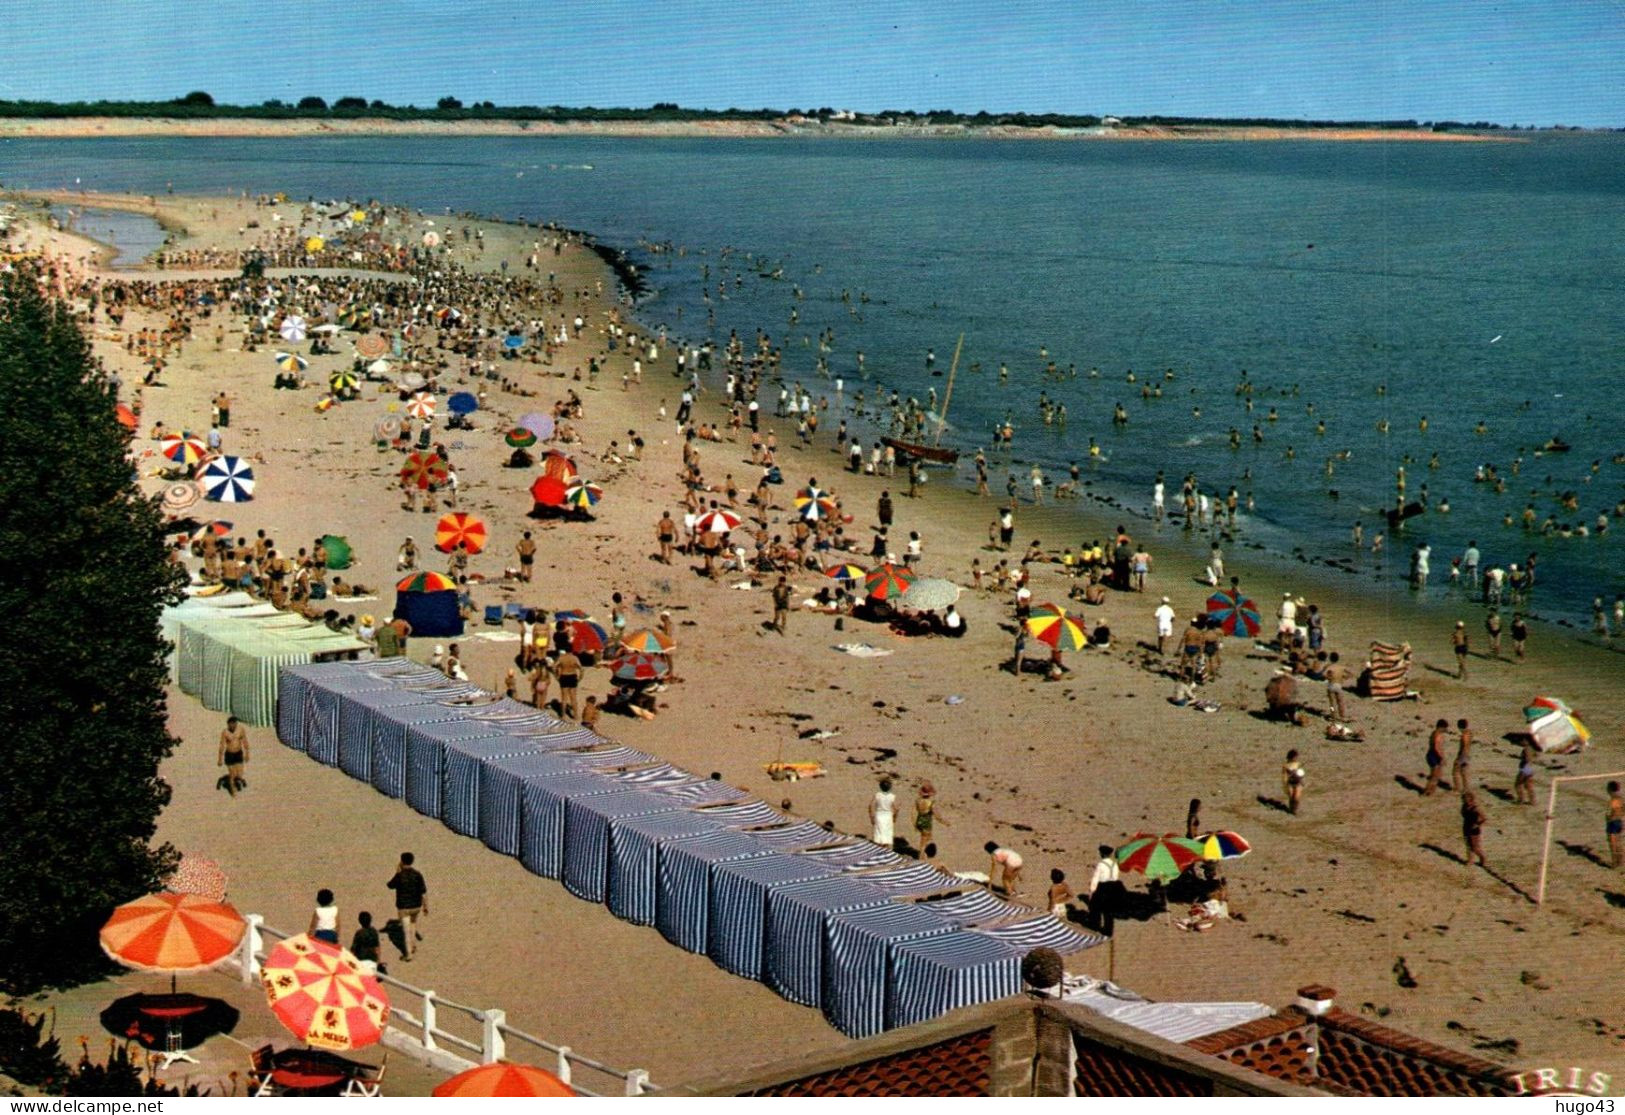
[{"x1": 0, "y1": 92, "x2": 1597, "y2": 134}]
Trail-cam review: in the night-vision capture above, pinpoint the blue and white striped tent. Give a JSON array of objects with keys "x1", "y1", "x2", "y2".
[
  {"x1": 887, "y1": 930, "x2": 1024, "y2": 1032},
  {"x1": 375, "y1": 717, "x2": 505, "y2": 801},
  {"x1": 462, "y1": 697, "x2": 557, "y2": 723},
  {"x1": 908, "y1": 888, "x2": 1030, "y2": 927},
  {"x1": 654, "y1": 779, "x2": 749, "y2": 807},
  {"x1": 763, "y1": 875, "x2": 894, "y2": 1007},
  {"x1": 854, "y1": 863, "x2": 965, "y2": 899},
  {"x1": 561, "y1": 789, "x2": 680, "y2": 903},
  {"x1": 975, "y1": 915, "x2": 1105, "y2": 956},
  {"x1": 822, "y1": 901, "x2": 960, "y2": 1038},
  {"x1": 798, "y1": 841, "x2": 907, "y2": 871},
  {"x1": 743, "y1": 820, "x2": 845, "y2": 850},
  {"x1": 708, "y1": 854, "x2": 840, "y2": 980},
  {"x1": 601, "y1": 763, "x2": 698, "y2": 790},
  {"x1": 516, "y1": 772, "x2": 626, "y2": 879},
  {"x1": 606, "y1": 809, "x2": 722, "y2": 926},
  {"x1": 337, "y1": 688, "x2": 446, "y2": 781},
  {"x1": 566, "y1": 743, "x2": 657, "y2": 766},
  {"x1": 477, "y1": 751, "x2": 598, "y2": 855},
  {"x1": 689, "y1": 799, "x2": 787, "y2": 829},
  {"x1": 300, "y1": 667, "x2": 430, "y2": 763},
  {"x1": 398, "y1": 701, "x2": 488, "y2": 818},
  {"x1": 276, "y1": 660, "x2": 366, "y2": 749},
  {"x1": 441, "y1": 736, "x2": 550, "y2": 837},
  {"x1": 277, "y1": 660, "x2": 438, "y2": 754},
  {"x1": 654, "y1": 829, "x2": 774, "y2": 954}
]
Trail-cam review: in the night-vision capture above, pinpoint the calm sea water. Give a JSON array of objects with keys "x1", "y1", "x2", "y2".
[{"x1": 3, "y1": 134, "x2": 1620, "y2": 624}]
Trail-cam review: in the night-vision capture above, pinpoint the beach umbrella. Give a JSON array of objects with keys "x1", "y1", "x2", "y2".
[
  {"x1": 406, "y1": 392, "x2": 437, "y2": 420},
  {"x1": 530, "y1": 475, "x2": 568, "y2": 507},
  {"x1": 863, "y1": 562, "x2": 916, "y2": 602},
  {"x1": 824, "y1": 562, "x2": 867, "y2": 584},
  {"x1": 367, "y1": 359, "x2": 392, "y2": 378},
  {"x1": 261, "y1": 933, "x2": 389, "y2": 1052},
  {"x1": 167, "y1": 853, "x2": 229, "y2": 902},
  {"x1": 435, "y1": 512, "x2": 488, "y2": 554},
  {"x1": 397, "y1": 571, "x2": 455, "y2": 593},
  {"x1": 502, "y1": 333, "x2": 525, "y2": 350},
  {"x1": 400, "y1": 451, "x2": 448, "y2": 491},
  {"x1": 620, "y1": 628, "x2": 674, "y2": 654},
  {"x1": 1524, "y1": 696, "x2": 1591, "y2": 753},
  {"x1": 694, "y1": 508, "x2": 743, "y2": 535},
  {"x1": 793, "y1": 487, "x2": 838, "y2": 522},
  {"x1": 337, "y1": 307, "x2": 361, "y2": 330},
  {"x1": 563, "y1": 482, "x2": 603, "y2": 510},
  {"x1": 517, "y1": 412, "x2": 555, "y2": 439},
  {"x1": 432, "y1": 1063, "x2": 575, "y2": 1098},
  {"x1": 607, "y1": 651, "x2": 669, "y2": 682},
  {"x1": 540, "y1": 449, "x2": 578, "y2": 482},
  {"x1": 160, "y1": 435, "x2": 209, "y2": 467},
  {"x1": 897, "y1": 577, "x2": 961, "y2": 612},
  {"x1": 448, "y1": 391, "x2": 479, "y2": 415},
  {"x1": 422, "y1": 230, "x2": 441, "y2": 249},
  {"x1": 201, "y1": 456, "x2": 256, "y2": 503},
  {"x1": 374, "y1": 417, "x2": 402, "y2": 442},
  {"x1": 115, "y1": 403, "x2": 139, "y2": 430},
  {"x1": 304, "y1": 235, "x2": 325, "y2": 253},
  {"x1": 318, "y1": 534, "x2": 353, "y2": 570},
  {"x1": 1196, "y1": 831, "x2": 1252, "y2": 862},
  {"x1": 100, "y1": 991, "x2": 239, "y2": 1052},
  {"x1": 1205, "y1": 588, "x2": 1261, "y2": 638},
  {"x1": 279, "y1": 315, "x2": 307, "y2": 343},
  {"x1": 161, "y1": 481, "x2": 203, "y2": 515},
  {"x1": 505, "y1": 427, "x2": 538, "y2": 449},
  {"x1": 1026, "y1": 604, "x2": 1087, "y2": 652},
  {"x1": 329, "y1": 370, "x2": 359, "y2": 394},
  {"x1": 100, "y1": 892, "x2": 246, "y2": 977},
  {"x1": 401, "y1": 370, "x2": 426, "y2": 390},
  {"x1": 437, "y1": 307, "x2": 462, "y2": 325},
  {"x1": 273, "y1": 351, "x2": 308, "y2": 373},
  {"x1": 356, "y1": 333, "x2": 389, "y2": 359},
  {"x1": 564, "y1": 618, "x2": 609, "y2": 655},
  {"x1": 191, "y1": 519, "x2": 233, "y2": 541},
  {"x1": 1115, "y1": 834, "x2": 1205, "y2": 882}
]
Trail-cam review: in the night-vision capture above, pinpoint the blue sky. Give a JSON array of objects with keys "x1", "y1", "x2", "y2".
[{"x1": 4, "y1": 1, "x2": 1622, "y2": 126}]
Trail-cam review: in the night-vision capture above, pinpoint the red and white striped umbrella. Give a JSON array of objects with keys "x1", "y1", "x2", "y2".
[{"x1": 693, "y1": 508, "x2": 743, "y2": 534}]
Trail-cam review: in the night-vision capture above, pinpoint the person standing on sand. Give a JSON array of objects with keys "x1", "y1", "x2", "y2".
[
  {"x1": 217, "y1": 715, "x2": 248, "y2": 796},
  {"x1": 1485, "y1": 610, "x2": 1502, "y2": 658},
  {"x1": 985, "y1": 841, "x2": 1024, "y2": 897},
  {"x1": 1511, "y1": 613, "x2": 1529, "y2": 659},
  {"x1": 877, "y1": 491, "x2": 893, "y2": 530},
  {"x1": 1514, "y1": 744, "x2": 1536, "y2": 806},
  {"x1": 1452, "y1": 719, "x2": 1474, "y2": 793},
  {"x1": 515, "y1": 531, "x2": 536, "y2": 582},
  {"x1": 1461, "y1": 792, "x2": 1488, "y2": 868},
  {"x1": 1154, "y1": 596, "x2": 1175, "y2": 655},
  {"x1": 869, "y1": 779, "x2": 897, "y2": 849},
  {"x1": 1324, "y1": 652, "x2": 1349, "y2": 721},
  {"x1": 1452, "y1": 621, "x2": 1470, "y2": 679},
  {"x1": 387, "y1": 853, "x2": 428, "y2": 961},
  {"x1": 1282, "y1": 750, "x2": 1305, "y2": 814},
  {"x1": 1048, "y1": 869, "x2": 1074, "y2": 920},
  {"x1": 913, "y1": 782, "x2": 942, "y2": 854},
  {"x1": 656, "y1": 511, "x2": 676, "y2": 565},
  {"x1": 309, "y1": 889, "x2": 340, "y2": 945},
  {"x1": 1085, "y1": 845, "x2": 1122, "y2": 935},
  {"x1": 771, "y1": 575, "x2": 792, "y2": 634},
  {"x1": 554, "y1": 649, "x2": 582, "y2": 719},
  {"x1": 1423, "y1": 720, "x2": 1449, "y2": 796},
  {"x1": 1606, "y1": 781, "x2": 1624, "y2": 867}
]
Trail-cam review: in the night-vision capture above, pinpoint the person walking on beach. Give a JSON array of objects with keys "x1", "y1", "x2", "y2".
[
  {"x1": 1607, "y1": 782, "x2": 1624, "y2": 867},
  {"x1": 1452, "y1": 719, "x2": 1474, "y2": 793},
  {"x1": 877, "y1": 491, "x2": 893, "y2": 530},
  {"x1": 1085, "y1": 844, "x2": 1122, "y2": 935},
  {"x1": 1452, "y1": 621, "x2": 1470, "y2": 678},
  {"x1": 869, "y1": 779, "x2": 897, "y2": 849},
  {"x1": 656, "y1": 511, "x2": 676, "y2": 565},
  {"x1": 554, "y1": 649, "x2": 582, "y2": 718},
  {"x1": 1282, "y1": 750, "x2": 1305, "y2": 814},
  {"x1": 217, "y1": 715, "x2": 249, "y2": 796},
  {"x1": 1324, "y1": 653, "x2": 1349, "y2": 721},
  {"x1": 1513, "y1": 743, "x2": 1536, "y2": 806},
  {"x1": 387, "y1": 853, "x2": 428, "y2": 961},
  {"x1": 515, "y1": 531, "x2": 536, "y2": 582},
  {"x1": 1461, "y1": 792, "x2": 1488, "y2": 868},
  {"x1": 771, "y1": 575, "x2": 792, "y2": 634},
  {"x1": 1511, "y1": 613, "x2": 1529, "y2": 660},
  {"x1": 1423, "y1": 720, "x2": 1449, "y2": 796},
  {"x1": 1154, "y1": 596, "x2": 1175, "y2": 655},
  {"x1": 1485, "y1": 610, "x2": 1503, "y2": 658},
  {"x1": 913, "y1": 782, "x2": 942, "y2": 856}
]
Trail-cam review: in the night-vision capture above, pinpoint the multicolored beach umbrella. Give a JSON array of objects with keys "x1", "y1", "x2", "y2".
[
  {"x1": 328, "y1": 370, "x2": 359, "y2": 394},
  {"x1": 1205, "y1": 588, "x2": 1261, "y2": 637},
  {"x1": 161, "y1": 481, "x2": 203, "y2": 515},
  {"x1": 261, "y1": 933, "x2": 389, "y2": 1052},
  {"x1": 563, "y1": 618, "x2": 609, "y2": 655},
  {"x1": 356, "y1": 333, "x2": 389, "y2": 359},
  {"x1": 200, "y1": 456, "x2": 256, "y2": 503},
  {"x1": 1197, "y1": 831, "x2": 1252, "y2": 862},
  {"x1": 400, "y1": 451, "x2": 449, "y2": 491},
  {"x1": 505, "y1": 426, "x2": 538, "y2": 449},
  {"x1": 160, "y1": 435, "x2": 209, "y2": 467},
  {"x1": 406, "y1": 392, "x2": 437, "y2": 420},
  {"x1": 793, "y1": 486, "x2": 838, "y2": 522},
  {"x1": 563, "y1": 482, "x2": 603, "y2": 510},
  {"x1": 823, "y1": 562, "x2": 867, "y2": 584},
  {"x1": 694, "y1": 508, "x2": 743, "y2": 535},
  {"x1": 517, "y1": 412, "x2": 555, "y2": 439},
  {"x1": 273, "y1": 351, "x2": 308, "y2": 373},
  {"x1": 448, "y1": 391, "x2": 479, "y2": 415},
  {"x1": 1524, "y1": 696, "x2": 1591, "y2": 753},
  {"x1": 191, "y1": 519, "x2": 234, "y2": 541},
  {"x1": 1115, "y1": 834, "x2": 1205, "y2": 882},
  {"x1": 374, "y1": 416, "x2": 402, "y2": 442},
  {"x1": 620, "y1": 628, "x2": 674, "y2": 654},
  {"x1": 435, "y1": 512, "x2": 488, "y2": 555},
  {"x1": 1026, "y1": 603, "x2": 1087, "y2": 652},
  {"x1": 397, "y1": 571, "x2": 455, "y2": 593},
  {"x1": 100, "y1": 892, "x2": 246, "y2": 975},
  {"x1": 608, "y1": 651, "x2": 669, "y2": 682},
  {"x1": 279, "y1": 315, "x2": 307, "y2": 343},
  {"x1": 863, "y1": 562, "x2": 916, "y2": 602}
]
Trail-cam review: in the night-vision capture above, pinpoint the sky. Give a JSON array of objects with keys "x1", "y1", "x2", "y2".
[{"x1": 3, "y1": 0, "x2": 1622, "y2": 127}]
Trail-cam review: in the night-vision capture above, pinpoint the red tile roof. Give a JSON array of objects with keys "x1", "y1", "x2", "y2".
[
  {"x1": 1074, "y1": 1034, "x2": 1216, "y2": 1097},
  {"x1": 747, "y1": 1028, "x2": 993, "y2": 1097}
]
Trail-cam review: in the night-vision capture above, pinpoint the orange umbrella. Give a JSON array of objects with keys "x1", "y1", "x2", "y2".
[
  {"x1": 530, "y1": 474, "x2": 568, "y2": 508},
  {"x1": 540, "y1": 449, "x2": 578, "y2": 484},
  {"x1": 433, "y1": 1063, "x2": 577, "y2": 1098},
  {"x1": 99, "y1": 892, "x2": 246, "y2": 976},
  {"x1": 114, "y1": 402, "x2": 138, "y2": 430},
  {"x1": 435, "y1": 512, "x2": 488, "y2": 554},
  {"x1": 262, "y1": 934, "x2": 390, "y2": 1051}
]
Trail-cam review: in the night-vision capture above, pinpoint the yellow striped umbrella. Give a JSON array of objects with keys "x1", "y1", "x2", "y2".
[
  {"x1": 99, "y1": 892, "x2": 246, "y2": 976},
  {"x1": 1025, "y1": 603, "x2": 1087, "y2": 652}
]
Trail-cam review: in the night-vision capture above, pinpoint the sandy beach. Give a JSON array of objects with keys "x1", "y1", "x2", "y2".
[{"x1": 6, "y1": 188, "x2": 1620, "y2": 1090}]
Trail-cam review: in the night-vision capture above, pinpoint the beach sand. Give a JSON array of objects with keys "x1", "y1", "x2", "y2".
[{"x1": 9, "y1": 189, "x2": 1621, "y2": 1089}]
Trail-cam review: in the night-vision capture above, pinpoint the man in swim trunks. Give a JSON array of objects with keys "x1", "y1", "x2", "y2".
[
  {"x1": 217, "y1": 715, "x2": 249, "y2": 796},
  {"x1": 1607, "y1": 781, "x2": 1623, "y2": 868}
]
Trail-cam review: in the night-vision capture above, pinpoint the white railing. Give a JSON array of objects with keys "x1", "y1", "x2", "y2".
[{"x1": 231, "y1": 914, "x2": 655, "y2": 1096}]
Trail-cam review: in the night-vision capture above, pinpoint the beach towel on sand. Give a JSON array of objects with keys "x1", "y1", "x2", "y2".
[{"x1": 834, "y1": 643, "x2": 892, "y2": 658}]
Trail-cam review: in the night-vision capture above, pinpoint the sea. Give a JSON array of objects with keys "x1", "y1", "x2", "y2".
[{"x1": 2, "y1": 134, "x2": 1621, "y2": 627}]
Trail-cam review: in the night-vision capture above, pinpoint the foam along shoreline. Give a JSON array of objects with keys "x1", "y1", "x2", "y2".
[{"x1": 0, "y1": 115, "x2": 1521, "y2": 142}]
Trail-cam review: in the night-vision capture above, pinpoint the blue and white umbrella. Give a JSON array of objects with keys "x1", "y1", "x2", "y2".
[
  {"x1": 279, "y1": 315, "x2": 307, "y2": 343},
  {"x1": 201, "y1": 456, "x2": 256, "y2": 503}
]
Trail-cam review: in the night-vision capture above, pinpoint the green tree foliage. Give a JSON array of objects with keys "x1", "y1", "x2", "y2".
[
  {"x1": 436, "y1": 96, "x2": 463, "y2": 111},
  {"x1": 176, "y1": 91, "x2": 213, "y2": 106},
  {"x1": 0, "y1": 274, "x2": 186, "y2": 993},
  {"x1": 296, "y1": 95, "x2": 327, "y2": 110}
]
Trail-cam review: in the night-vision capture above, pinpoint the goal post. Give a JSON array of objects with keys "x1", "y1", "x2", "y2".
[{"x1": 1536, "y1": 771, "x2": 1625, "y2": 905}]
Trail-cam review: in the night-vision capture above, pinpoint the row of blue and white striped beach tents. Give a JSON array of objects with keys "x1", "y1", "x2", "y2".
[{"x1": 275, "y1": 659, "x2": 1103, "y2": 1038}]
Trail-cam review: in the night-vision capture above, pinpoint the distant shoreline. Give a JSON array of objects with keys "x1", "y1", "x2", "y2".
[{"x1": 0, "y1": 116, "x2": 1520, "y2": 142}]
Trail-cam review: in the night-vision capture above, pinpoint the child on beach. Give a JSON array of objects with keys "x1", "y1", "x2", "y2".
[
  {"x1": 1514, "y1": 744, "x2": 1536, "y2": 805},
  {"x1": 1282, "y1": 750, "x2": 1305, "y2": 814}
]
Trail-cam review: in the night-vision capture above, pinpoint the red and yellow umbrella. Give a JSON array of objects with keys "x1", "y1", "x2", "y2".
[
  {"x1": 161, "y1": 435, "x2": 209, "y2": 467},
  {"x1": 863, "y1": 562, "x2": 915, "y2": 602},
  {"x1": 432, "y1": 1063, "x2": 576, "y2": 1098},
  {"x1": 397, "y1": 571, "x2": 455, "y2": 593},
  {"x1": 435, "y1": 512, "x2": 488, "y2": 554},
  {"x1": 99, "y1": 892, "x2": 246, "y2": 974},
  {"x1": 540, "y1": 449, "x2": 578, "y2": 484},
  {"x1": 400, "y1": 451, "x2": 449, "y2": 491},
  {"x1": 261, "y1": 934, "x2": 389, "y2": 1051},
  {"x1": 1026, "y1": 604, "x2": 1087, "y2": 652},
  {"x1": 621, "y1": 628, "x2": 674, "y2": 654}
]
